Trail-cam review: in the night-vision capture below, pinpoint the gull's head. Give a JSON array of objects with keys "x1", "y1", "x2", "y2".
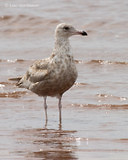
[{"x1": 55, "y1": 23, "x2": 87, "y2": 39}]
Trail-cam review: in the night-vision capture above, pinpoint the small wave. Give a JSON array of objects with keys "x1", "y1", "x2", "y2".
[
  {"x1": 75, "y1": 60, "x2": 85, "y2": 64},
  {"x1": 0, "y1": 14, "x2": 60, "y2": 24},
  {"x1": 0, "y1": 91, "x2": 27, "y2": 98},
  {"x1": 6, "y1": 59, "x2": 25, "y2": 63},
  {"x1": 71, "y1": 103, "x2": 128, "y2": 109},
  {"x1": 0, "y1": 14, "x2": 60, "y2": 35},
  {"x1": 0, "y1": 15, "x2": 12, "y2": 21},
  {"x1": 0, "y1": 84, "x2": 5, "y2": 89},
  {"x1": 0, "y1": 14, "x2": 42, "y2": 34},
  {"x1": 87, "y1": 60, "x2": 128, "y2": 65},
  {"x1": 75, "y1": 59, "x2": 128, "y2": 65},
  {"x1": 97, "y1": 94, "x2": 127, "y2": 102},
  {"x1": 0, "y1": 14, "x2": 39, "y2": 23},
  {"x1": 2, "y1": 58, "x2": 127, "y2": 66},
  {"x1": 97, "y1": 94, "x2": 127, "y2": 99},
  {"x1": 0, "y1": 81, "x2": 16, "y2": 87},
  {"x1": 74, "y1": 82, "x2": 88, "y2": 86},
  {"x1": 0, "y1": 59, "x2": 32, "y2": 63}
]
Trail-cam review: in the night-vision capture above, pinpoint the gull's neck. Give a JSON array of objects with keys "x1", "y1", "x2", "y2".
[{"x1": 53, "y1": 36, "x2": 72, "y2": 56}]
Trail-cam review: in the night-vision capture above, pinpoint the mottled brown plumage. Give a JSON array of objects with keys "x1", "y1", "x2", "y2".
[{"x1": 12, "y1": 23, "x2": 87, "y2": 125}]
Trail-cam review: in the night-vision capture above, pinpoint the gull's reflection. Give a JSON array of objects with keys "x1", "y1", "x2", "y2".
[{"x1": 16, "y1": 127, "x2": 78, "y2": 160}]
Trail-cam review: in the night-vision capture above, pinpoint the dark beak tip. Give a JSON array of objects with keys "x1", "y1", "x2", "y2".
[{"x1": 82, "y1": 31, "x2": 88, "y2": 36}]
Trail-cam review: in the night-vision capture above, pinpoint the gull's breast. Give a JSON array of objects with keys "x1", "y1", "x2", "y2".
[
  {"x1": 54, "y1": 57, "x2": 78, "y2": 93},
  {"x1": 31, "y1": 56, "x2": 78, "y2": 97}
]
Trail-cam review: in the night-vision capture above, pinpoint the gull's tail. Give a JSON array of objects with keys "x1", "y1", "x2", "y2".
[{"x1": 8, "y1": 77, "x2": 22, "y2": 81}]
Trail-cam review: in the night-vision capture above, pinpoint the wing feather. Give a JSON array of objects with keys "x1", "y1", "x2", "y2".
[{"x1": 17, "y1": 58, "x2": 51, "y2": 88}]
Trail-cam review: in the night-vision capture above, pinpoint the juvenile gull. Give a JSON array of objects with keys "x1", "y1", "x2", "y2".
[{"x1": 11, "y1": 23, "x2": 87, "y2": 124}]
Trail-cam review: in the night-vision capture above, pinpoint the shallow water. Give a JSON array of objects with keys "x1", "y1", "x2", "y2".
[{"x1": 0, "y1": 0, "x2": 128, "y2": 159}]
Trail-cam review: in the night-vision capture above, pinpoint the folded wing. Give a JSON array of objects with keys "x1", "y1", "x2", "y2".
[{"x1": 17, "y1": 58, "x2": 51, "y2": 88}]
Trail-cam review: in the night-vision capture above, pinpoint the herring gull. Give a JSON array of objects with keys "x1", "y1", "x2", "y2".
[{"x1": 10, "y1": 23, "x2": 87, "y2": 125}]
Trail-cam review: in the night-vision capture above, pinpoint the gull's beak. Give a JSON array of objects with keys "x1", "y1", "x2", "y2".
[
  {"x1": 77, "y1": 30, "x2": 88, "y2": 36},
  {"x1": 70, "y1": 28, "x2": 88, "y2": 37}
]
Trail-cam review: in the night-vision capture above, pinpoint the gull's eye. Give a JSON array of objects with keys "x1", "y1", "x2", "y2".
[{"x1": 63, "y1": 26, "x2": 70, "y2": 31}]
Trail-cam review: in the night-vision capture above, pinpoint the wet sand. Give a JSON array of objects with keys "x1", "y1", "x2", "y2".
[{"x1": 0, "y1": 0, "x2": 128, "y2": 159}]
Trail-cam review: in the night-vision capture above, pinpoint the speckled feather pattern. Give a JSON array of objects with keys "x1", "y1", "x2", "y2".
[
  {"x1": 13, "y1": 23, "x2": 87, "y2": 124},
  {"x1": 17, "y1": 25, "x2": 78, "y2": 97}
]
